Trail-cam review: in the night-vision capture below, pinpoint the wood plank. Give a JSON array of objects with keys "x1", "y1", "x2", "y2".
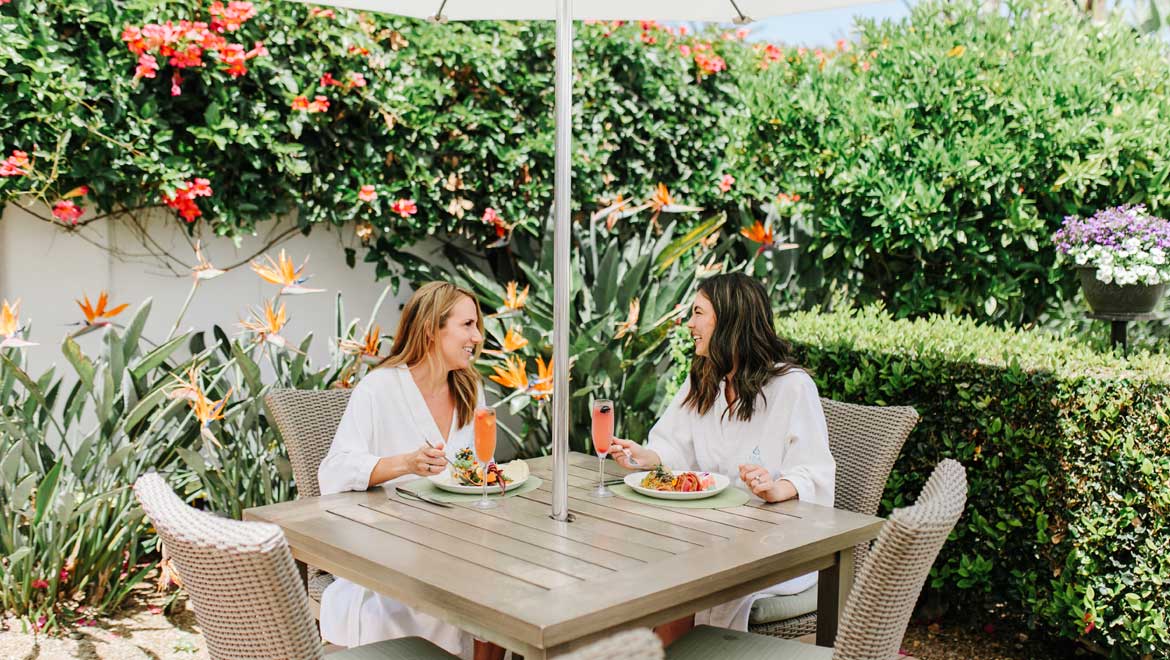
[
  {"x1": 816, "y1": 548, "x2": 855, "y2": 647},
  {"x1": 521, "y1": 487, "x2": 732, "y2": 546},
  {"x1": 327, "y1": 504, "x2": 577, "y2": 589},
  {"x1": 361, "y1": 500, "x2": 615, "y2": 581},
  {"x1": 383, "y1": 495, "x2": 647, "y2": 572},
  {"x1": 474, "y1": 496, "x2": 687, "y2": 559},
  {"x1": 275, "y1": 510, "x2": 545, "y2": 646}
]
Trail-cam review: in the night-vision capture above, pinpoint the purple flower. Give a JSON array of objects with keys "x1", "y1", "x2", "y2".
[{"x1": 1051, "y1": 205, "x2": 1170, "y2": 254}]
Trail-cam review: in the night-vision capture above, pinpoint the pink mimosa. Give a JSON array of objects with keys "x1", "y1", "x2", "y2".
[
  {"x1": 472, "y1": 407, "x2": 498, "y2": 509},
  {"x1": 590, "y1": 400, "x2": 615, "y2": 498}
]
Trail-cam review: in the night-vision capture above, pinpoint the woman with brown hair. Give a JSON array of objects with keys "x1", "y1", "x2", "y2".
[
  {"x1": 612, "y1": 272, "x2": 835, "y2": 640},
  {"x1": 317, "y1": 281, "x2": 488, "y2": 658}
]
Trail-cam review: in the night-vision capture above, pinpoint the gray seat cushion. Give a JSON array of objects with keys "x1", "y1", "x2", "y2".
[
  {"x1": 666, "y1": 625, "x2": 831, "y2": 660},
  {"x1": 328, "y1": 636, "x2": 459, "y2": 659},
  {"x1": 748, "y1": 584, "x2": 817, "y2": 624}
]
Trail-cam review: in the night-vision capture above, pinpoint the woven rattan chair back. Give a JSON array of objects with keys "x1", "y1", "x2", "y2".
[
  {"x1": 265, "y1": 388, "x2": 352, "y2": 499},
  {"x1": 821, "y1": 397, "x2": 918, "y2": 572},
  {"x1": 832, "y1": 459, "x2": 967, "y2": 660},
  {"x1": 557, "y1": 629, "x2": 664, "y2": 660},
  {"x1": 133, "y1": 473, "x2": 323, "y2": 660}
]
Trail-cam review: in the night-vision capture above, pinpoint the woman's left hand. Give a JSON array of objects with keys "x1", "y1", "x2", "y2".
[{"x1": 739, "y1": 464, "x2": 773, "y2": 499}]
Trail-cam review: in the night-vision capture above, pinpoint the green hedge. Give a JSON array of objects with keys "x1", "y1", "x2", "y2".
[{"x1": 763, "y1": 307, "x2": 1169, "y2": 656}]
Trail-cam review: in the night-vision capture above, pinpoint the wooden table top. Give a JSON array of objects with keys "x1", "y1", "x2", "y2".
[{"x1": 245, "y1": 452, "x2": 884, "y2": 658}]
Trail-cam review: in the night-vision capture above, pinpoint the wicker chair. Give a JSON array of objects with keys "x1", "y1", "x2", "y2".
[
  {"x1": 265, "y1": 387, "x2": 353, "y2": 616},
  {"x1": 749, "y1": 398, "x2": 919, "y2": 639},
  {"x1": 133, "y1": 472, "x2": 457, "y2": 660},
  {"x1": 668, "y1": 459, "x2": 967, "y2": 660},
  {"x1": 555, "y1": 629, "x2": 664, "y2": 659}
]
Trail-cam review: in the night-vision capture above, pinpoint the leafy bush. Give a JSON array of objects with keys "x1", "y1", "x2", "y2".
[
  {"x1": 746, "y1": 0, "x2": 1170, "y2": 323},
  {"x1": 667, "y1": 307, "x2": 1170, "y2": 655}
]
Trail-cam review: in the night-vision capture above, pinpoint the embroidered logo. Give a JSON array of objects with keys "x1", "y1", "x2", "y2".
[{"x1": 749, "y1": 445, "x2": 762, "y2": 464}]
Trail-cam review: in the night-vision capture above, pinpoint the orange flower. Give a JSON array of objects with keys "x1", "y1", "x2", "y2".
[
  {"x1": 250, "y1": 249, "x2": 323, "y2": 295},
  {"x1": 191, "y1": 386, "x2": 232, "y2": 443},
  {"x1": 0, "y1": 298, "x2": 37, "y2": 348},
  {"x1": 167, "y1": 364, "x2": 204, "y2": 402},
  {"x1": 76, "y1": 291, "x2": 129, "y2": 326},
  {"x1": 501, "y1": 326, "x2": 528, "y2": 352},
  {"x1": 339, "y1": 324, "x2": 382, "y2": 364},
  {"x1": 531, "y1": 356, "x2": 553, "y2": 400},
  {"x1": 614, "y1": 299, "x2": 640, "y2": 339},
  {"x1": 740, "y1": 220, "x2": 774, "y2": 253},
  {"x1": 238, "y1": 299, "x2": 295, "y2": 350},
  {"x1": 503, "y1": 281, "x2": 529, "y2": 311},
  {"x1": 646, "y1": 183, "x2": 701, "y2": 227},
  {"x1": 488, "y1": 355, "x2": 528, "y2": 392}
]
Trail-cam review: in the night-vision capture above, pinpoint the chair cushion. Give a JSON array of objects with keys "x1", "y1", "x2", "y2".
[
  {"x1": 327, "y1": 636, "x2": 459, "y2": 659},
  {"x1": 308, "y1": 573, "x2": 335, "y2": 602},
  {"x1": 666, "y1": 625, "x2": 831, "y2": 660},
  {"x1": 748, "y1": 584, "x2": 817, "y2": 624}
]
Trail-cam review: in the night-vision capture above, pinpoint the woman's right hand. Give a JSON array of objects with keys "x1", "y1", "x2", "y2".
[
  {"x1": 404, "y1": 442, "x2": 448, "y2": 477},
  {"x1": 610, "y1": 438, "x2": 660, "y2": 470}
]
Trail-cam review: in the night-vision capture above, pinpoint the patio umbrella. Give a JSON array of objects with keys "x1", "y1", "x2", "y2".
[{"x1": 292, "y1": 0, "x2": 886, "y2": 521}]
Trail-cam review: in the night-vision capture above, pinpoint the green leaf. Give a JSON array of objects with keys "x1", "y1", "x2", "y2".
[
  {"x1": 129, "y1": 334, "x2": 189, "y2": 381},
  {"x1": 33, "y1": 460, "x2": 64, "y2": 526},
  {"x1": 63, "y1": 337, "x2": 96, "y2": 388},
  {"x1": 654, "y1": 214, "x2": 726, "y2": 275}
]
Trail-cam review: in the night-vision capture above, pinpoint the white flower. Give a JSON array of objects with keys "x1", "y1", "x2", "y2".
[
  {"x1": 1074, "y1": 252, "x2": 1089, "y2": 265},
  {"x1": 1096, "y1": 267, "x2": 1113, "y2": 284}
]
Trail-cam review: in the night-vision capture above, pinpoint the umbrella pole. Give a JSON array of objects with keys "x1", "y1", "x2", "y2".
[{"x1": 550, "y1": 0, "x2": 573, "y2": 522}]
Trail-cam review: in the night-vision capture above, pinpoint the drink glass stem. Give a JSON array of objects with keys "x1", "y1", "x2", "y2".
[{"x1": 598, "y1": 454, "x2": 606, "y2": 489}]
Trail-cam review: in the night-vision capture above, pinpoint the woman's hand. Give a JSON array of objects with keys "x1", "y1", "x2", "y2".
[
  {"x1": 610, "y1": 438, "x2": 661, "y2": 470},
  {"x1": 405, "y1": 442, "x2": 448, "y2": 477},
  {"x1": 739, "y1": 463, "x2": 798, "y2": 502}
]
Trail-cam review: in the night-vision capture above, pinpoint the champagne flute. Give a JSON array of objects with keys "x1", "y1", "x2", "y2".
[
  {"x1": 591, "y1": 399, "x2": 615, "y2": 498},
  {"x1": 472, "y1": 406, "x2": 498, "y2": 509}
]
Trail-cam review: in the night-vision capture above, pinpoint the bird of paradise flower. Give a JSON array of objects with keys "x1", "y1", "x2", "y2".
[
  {"x1": 250, "y1": 249, "x2": 324, "y2": 295},
  {"x1": 489, "y1": 281, "x2": 529, "y2": 320},
  {"x1": 238, "y1": 299, "x2": 301, "y2": 352},
  {"x1": 613, "y1": 299, "x2": 640, "y2": 340},
  {"x1": 72, "y1": 291, "x2": 129, "y2": 338},
  {"x1": 0, "y1": 298, "x2": 37, "y2": 348},
  {"x1": 488, "y1": 354, "x2": 554, "y2": 402},
  {"x1": 336, "y1": 324, "x2": 384, "y2": 387},
  {"x1": 740, "y1": 220, "x2": 798, "y2": 255},
  {"x1": 483, "y1": 326, "x2": 528, "y2": 356}
]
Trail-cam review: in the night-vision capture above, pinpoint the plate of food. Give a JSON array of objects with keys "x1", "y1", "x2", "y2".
[
  {"x1": 430, "y1": 448, "x2": 530, "y2": 494},
  {"x1": 624, "y1": 464, "x2": 729, "y2": 500}
]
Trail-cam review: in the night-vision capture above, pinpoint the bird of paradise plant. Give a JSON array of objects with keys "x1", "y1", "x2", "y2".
[
  {"x1": 613, "y1": 299, "x2": 640, "y2": 340},
  {"x1": 250, "y1": 249, "x2": 324, "y2": 295},
  {"x1": 72, "y1": 291, "x2": 129, "y2": 337},
  {"x1": 336, "y1": 324, "x2": 383, "y2": 387},
  {"x1": 238, "y1": 299, "x2": 296, "y2": 351},
  {"x1": 0, "y1": 298, "x2": 37, "y2": 348},
  {"x1": 484, "y1": 326, "x2": 528, "y2": 356}
]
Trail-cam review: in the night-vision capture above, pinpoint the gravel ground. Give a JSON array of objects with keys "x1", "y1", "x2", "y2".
[{"x1": 1, "y1": 575, "x2": 1088, "y2": 660}]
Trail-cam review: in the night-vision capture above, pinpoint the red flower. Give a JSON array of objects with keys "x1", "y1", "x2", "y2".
[
  {"x1": 320, "y1": 72, "x2": 341, "y2": 87},
  {"x1": 0, "y1": 150, "x2": 29, "y2": 177},
  {"x1": 291, "y1": 95, "x2": 309, "y2": 110},
  {"x1": 170, "y1": 70, "x2": 183, "y2": 96},
  {"x1": 307, "y1": 95, "x2": 330, "y2": 113},
  {"x1": 309, "y1": 7, "x2": 335, "y2": 18},
  {"x1": 482, "y1": 207, "x2": 501, "y2": 226},
  {"x1": 31, "y1": 579, "x2": 50, "y2": 590},
  {"x1": 390, "y1": 199, "x2": 417, "y2": 218},
  {"x1": 694, "y1": 52, "x2": 727, "y2": 75},
  {"x1": 52, "y1": 200, "x2": 84, "y2": 225},
  {"x1": 348, "y1": 72, "x2": 367, "y2": 88},
  {"x1": 718, "y1": 174, "x2": 735, "y2": 193},
  {"x1": 358, "y1": 185, "x2": 376, "y2": 202},
  {"x1": 860, "y1": 60, "x2": 872, "y2": 72},
  {"x1": 209, "y1": 1, "x2": 257, "y2": 33},
  {"x1": 122, "y1": 25, "x2": 147, "y2": 54},
  {"x1": 60, "y1": 568, "x2": 70, "y2": 582},
  {"x1": 134, "y1": 53, "x2": 159, "y2": 80},
  {"x1": 162, "y1": 177, "x2": 213, "y2": 222},
  {"x1": 679, "y1": 44, "x2": 691, "y2": 57}
]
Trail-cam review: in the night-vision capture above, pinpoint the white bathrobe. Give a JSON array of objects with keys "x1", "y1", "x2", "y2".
[
  {"x1": 317, "y1": 365, "x2": 483, "y2": 658},
  {"x1": 646, "y1": 368, "x2": 835, "y2": 631}
]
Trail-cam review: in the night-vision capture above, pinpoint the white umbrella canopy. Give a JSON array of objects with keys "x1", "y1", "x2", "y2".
[
  {"x1": 293, "y1": 0, "x2": 885, "y2": 521},
  {"x1": 292, "y1": 0, "x2": 886, "y2": 22}
]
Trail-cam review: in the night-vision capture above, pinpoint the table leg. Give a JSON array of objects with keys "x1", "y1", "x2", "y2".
[{"x1": 816, "y1": 547, "x2": 855, "y2": 647}]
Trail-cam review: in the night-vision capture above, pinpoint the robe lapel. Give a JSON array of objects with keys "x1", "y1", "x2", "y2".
[{"x1": 396, "y1": 366, "x2": 446, "y2": 447}]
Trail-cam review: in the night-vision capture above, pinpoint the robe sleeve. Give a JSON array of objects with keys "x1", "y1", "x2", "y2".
[
  {"x1": 318, "y1": 383, "x2": 383, "y2": 495},
  {"x1": 770, "y1": 372, "x2": 835, "y2": 507},
  {"x1": 645, "y1": 381, "x2": 698, "y2": 470}
]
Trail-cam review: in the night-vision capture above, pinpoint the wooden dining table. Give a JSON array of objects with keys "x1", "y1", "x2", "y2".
[{"x1": 244, "y1": 452, "x2": 884, "y2": 658}]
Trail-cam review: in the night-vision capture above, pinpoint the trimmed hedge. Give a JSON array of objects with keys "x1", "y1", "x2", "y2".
[
  {"x1": 785, "y1": 307, "x2": 1169, "y2": 656},
  {"x1": 668, "y1": 306, "x2": 1169, "y2": 655}
]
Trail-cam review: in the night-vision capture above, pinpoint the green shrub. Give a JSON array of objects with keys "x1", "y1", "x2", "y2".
[
  {"x1": 752, "y1": 307, "x2": 1168, "y2": 656},
  {"x1": 746, "y1": 0, "x2": 1170, "y2": 324}
]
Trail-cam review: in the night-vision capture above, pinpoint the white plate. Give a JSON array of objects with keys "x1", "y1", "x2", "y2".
[
  {"x1": 623, "y1": 471, "x2": 729, "y2": 500},
  {"x1": 430, "y1": 471, "x2": 528, "y2": 495}
]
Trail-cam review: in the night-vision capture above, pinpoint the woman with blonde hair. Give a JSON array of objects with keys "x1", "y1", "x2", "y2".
[{"x1": 317, "y1": 281, "x2": 492, "y2": 659}]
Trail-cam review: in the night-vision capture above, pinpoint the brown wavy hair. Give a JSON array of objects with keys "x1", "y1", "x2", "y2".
[
  {"x1": 683, "y1": 273, "x2": 799, "y2": 422},
  {"x1": 377, "y1": 281, "x2": 484, "y2": 428}
]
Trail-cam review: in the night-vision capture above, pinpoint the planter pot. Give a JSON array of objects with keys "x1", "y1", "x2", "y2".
[{"x1": 1077, "y1": 267, "x2": 1167, "y2": 315}]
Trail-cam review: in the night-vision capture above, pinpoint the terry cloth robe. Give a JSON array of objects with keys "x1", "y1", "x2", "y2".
[
  {"x1": 645, "y1": 368, "x2": 834, "y2": 631},
  {"x1": 317, "y1": 365, "x2": 484, "y2": 658}
]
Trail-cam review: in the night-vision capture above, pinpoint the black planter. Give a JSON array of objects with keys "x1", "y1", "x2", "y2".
[{"x1": 1077, "y1": 267, "x2": 1167, "y2": 315}]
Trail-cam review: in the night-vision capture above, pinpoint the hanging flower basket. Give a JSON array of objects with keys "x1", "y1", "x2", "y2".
[{"x1": 1053, "y1": 205, "x2": 1170, "y2": 315}]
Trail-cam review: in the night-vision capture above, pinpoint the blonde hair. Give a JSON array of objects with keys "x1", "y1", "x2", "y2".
[{"x1": 378, "y1": 281, "x2": 484, "y2": 427}]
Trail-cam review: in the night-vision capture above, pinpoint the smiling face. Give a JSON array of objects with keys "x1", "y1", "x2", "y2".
[
  {"x1": 436, "y1": 294, "x2": 483, "y2": 372},
  {"x1": 686, "y1": 292, "x2": 717, "y2": 357}
]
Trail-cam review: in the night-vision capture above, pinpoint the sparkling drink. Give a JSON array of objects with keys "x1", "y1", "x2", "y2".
[
  {"x1": 472, "y1": 406, "x2": 498, "y2": 509},
  {"x1": 590, "y1": 399, "x2": 615, "y2": 498},
  {"x1": 592, "y1": 402, "x2": 614, "y2": 458}
]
